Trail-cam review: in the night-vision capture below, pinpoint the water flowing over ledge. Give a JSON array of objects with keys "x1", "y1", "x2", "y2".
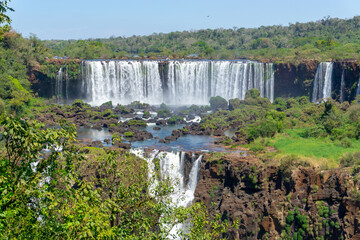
[
  {"x1": 131, "y1": 149, "x2": 202, "y2": 238},
  {"x1": 79, "y1": 60, "x2": 274, "y2": 105},
  {"x1": 312, "y1": 62, "x2": 333, "y2": 103}
]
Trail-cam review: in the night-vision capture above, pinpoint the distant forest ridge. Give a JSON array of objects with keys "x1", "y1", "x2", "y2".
[{"x1": 43, "y1": 16, "x2": 360, "y2": 62}]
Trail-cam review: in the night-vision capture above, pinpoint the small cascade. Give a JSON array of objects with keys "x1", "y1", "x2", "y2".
[
  {"x1": 130, "y1": 149, "x2": 202, "y2": 238},
  {"x1": 55, "y1": 67, "x2": 63, "y2": 101},
  {"x1": 80, "y1": 60, "x2": 275, "y2": 106},
  {"x1": 55, "y1": 66, "x2": 69, "y2": 103},
  {"x1": 131, "y1": 149, "x2": 201, "y2": 206},
  {"x1": 356, "y1": 76, "x2": 360, "y2": 102},
  {"x1": 312, "y1": 62, "x2": 334, "y2": 103},
  {"x1": 65, "y1": 66, "x2": 69, "y2": 100},
  {"x1": 340, "y1": 64, "x2": 345, "y2": 103}
]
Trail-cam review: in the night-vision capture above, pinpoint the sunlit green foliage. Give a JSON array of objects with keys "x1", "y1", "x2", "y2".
[
  {"x1": 0, "y1": 116, "x2": 227, "y2": 239},
  {"x1": 44, "y1": 16, "x2": 360, "y2": 62}
]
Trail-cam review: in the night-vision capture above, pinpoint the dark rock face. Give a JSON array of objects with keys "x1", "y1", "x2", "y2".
[
  {"x1": 332, "y1": 61, "x2": 360, "y2": 102},
  {"x1": 195, "y1": 155, "x2": 360, "y2": 239},
  {"x1": 274, "y1": 61, "x2": 360, "y2": 102},
  {"x1": 274, "y1": 61, "x2": 318, "y2": 99}
]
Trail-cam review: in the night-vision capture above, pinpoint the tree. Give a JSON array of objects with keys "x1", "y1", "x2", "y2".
[
  {"x1": 0, "y1": 0, "x2": 14, "y2": 38},
  {"x1": 0, "y1": 116, "x2": 80, "y2": 238},
  {"x1": 209, "y1": 96, "x2": 228, "y2": 112}
]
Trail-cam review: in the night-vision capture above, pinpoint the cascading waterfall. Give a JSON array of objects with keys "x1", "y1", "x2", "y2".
[
  {"x1": 131, "y1": 149, "x2": 202, "y2": 207},
  {"x1": 130, "y1": 149, "x2": 202, "y2": 238},
  {"x1": 167, "y1": 61, "x2": 274, "y2": 105},
  {"x1": 55, "y1": 67, "x2": 63, "y2": 100},
  {"x1": 312, "y1": 62, "x2": 334, "y2": 103},
  {"x1": 55, "y1": 67, "x2": 69, "y2": 102},
  {"x1": 82, "y1": 60, "x2": 163, "y2": 105},
  {"x1": 340, "y1": 64, "x2": 345, "y2": 103},
  {"x1": 356, "y1": 75, "x2": 360, "y2": 102},
  {"x1": 80, "y1": 60, "x2": 274, "y2": 106}
]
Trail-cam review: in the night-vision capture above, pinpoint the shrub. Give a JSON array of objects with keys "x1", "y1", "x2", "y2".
[
  {"x1": 286, "y1": 98, "x2": 299, "y2": 109},
  {"x1": 0, "y1": 98, "x2": 5, "y2": 114},
  {"x1": 209, "y1": 96, "x2": 228, "y2": 111},
  {"x1": 229, "y1": 98, "x2": 241, "y2": 110},
  {"x1": 245, "y1": 88, "x2": 260, "y2": 99},
  {"x1": 115, "y1": 104, "x2": 131, "y2": 114},
  {"x1": 127, "y1": 119, "x2": 147, "y2": 126},
  {"x1": 71, "y1": 99, "x2": 90, "y2": 108},
  {"x1": 250, "y1": 143, "x2": 265, "y2": 152},
  {"x1": 339, "y1": 151, "x2": 360, "y2": 167},
  {"x1": 160, "y1": 103, "x2": 167, "y2": 109},
  {"x1": 168, "y1": 115, "x2": 183, "y2": 124},
  {"x1": 273, "y1": 97, "x2": 287, "y2": 111},
  {"x1": 124, "y1": 131, "x2": 134, "y2": 137},
  {"x1": 157, "y1": 109, "x2": 171, "y2": 118},
  {"x1": 337, "y1": 137, "x2": 353, "y2": 148},
  {"x1": 143, "y1": 111, "x2": 150, "y2": 118},
  {"x1": 247, "y1": 111, "x2": 284, "y2": 141}
]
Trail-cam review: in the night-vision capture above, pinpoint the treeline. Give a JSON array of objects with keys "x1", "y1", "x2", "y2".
[
  {"x1": 0, "y1": 31, "x2": 52, "y2": 115},
  {"x1": 44, "y1": 16, "x2": 360, "y2": 62}
]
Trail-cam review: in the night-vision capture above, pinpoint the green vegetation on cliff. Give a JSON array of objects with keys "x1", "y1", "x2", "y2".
[{"x1": 202, "y1": 89, "x2": 360, "y2": 167}]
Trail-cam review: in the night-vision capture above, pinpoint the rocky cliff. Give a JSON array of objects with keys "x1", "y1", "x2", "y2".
[
  {"x1": 274, "y1": 61, "x2": 360, "y2": 102},
  {"x1": 32, "y1": 59, "x2": 360, "y2": 103},
  {"x1": 195, "y1": 153, "x2": 360, "y2": 239}
]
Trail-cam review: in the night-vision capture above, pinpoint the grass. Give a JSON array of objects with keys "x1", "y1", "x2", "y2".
[{"x1": 267, "y1": 129, "x2": 360, "y2": 168}]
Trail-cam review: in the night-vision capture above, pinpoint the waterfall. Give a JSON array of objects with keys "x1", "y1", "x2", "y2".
[
  {"x1": 131, "y1": 149, "x2": 201, "y2": 206},
  {"x1": 130, "y1": 149, "x2": 202, "y2": 238},
  {"x1": 312, "y1": 62, "x2": 334, "y2": 103},
  {"x1": 55, "y1": 67, "x2": 63, "y2": 101},
  {"x1": 356, "y1": 76, "x2": 360, "y2": 102},
  {"x1": 80, "y1": 60, "x2": 274, "y2": 106},
  {"x1": 55, "y1": 67, "x2": 69, "y2": 103},
  {"x1": 167, "y1": 60, "x2": 274, "y2": 105},
  {"x1": 340, "y1": 64, "x2": 345, "y2": 103},
  {"x1": 83, "y1": 60, "x2": 163, "y2": 105}
]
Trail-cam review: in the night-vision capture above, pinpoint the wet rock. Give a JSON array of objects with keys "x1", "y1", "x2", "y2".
[
  {"x1": 78, "y1": 138, "x2": 93, "y2": 144},
  {"x1": 114, "y1": 142, "x2": 131, "y2": 149},
  {"x1": 153, "y1": 126, "x2": 161, "y2": 130},
  {"x1": 213, "y1": 128, "x2": 224, "y2": 136},
  {"x1": 165, "y1": 135, "x2": 178, "y2": 141},
  {"x1": 156, "y1": 120, "x2": 167, "y2": 126},
  {"x1": 158, "y1": 138, "x2": 170, "y2": 144},
  {"x1": 89, "y1": 140, "x2": 103, "y2": 148}
]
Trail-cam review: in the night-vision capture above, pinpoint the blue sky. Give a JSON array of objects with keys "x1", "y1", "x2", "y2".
[{"x1": 8, "y1": 0, "x2": 360, "y2": 40}]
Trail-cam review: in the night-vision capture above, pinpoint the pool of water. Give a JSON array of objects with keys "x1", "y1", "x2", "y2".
[
  {"x1": 76, "y1": 125, "x2": 238, "y2": 152},
  {"x1": 131, "y1": 134, "x2": 223, "y2": 152}
]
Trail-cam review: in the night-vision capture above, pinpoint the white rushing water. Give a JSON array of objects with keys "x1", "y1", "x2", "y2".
[
  {"x1": 356, "y1": 75, "x2": 360, "y2": 102},
  {"x1": 312, "y1": 62, "x2": 334, "y2": 103},
  {"x1": 130, "y1": 149, "x2": 202, "y2": 238},
  {"x1": 81, "y1": 60, "x2": 274, "y2": 105},
  {"x1": 167, "y1": 61, "x2": 274, "y2": 104},
  {"x1": 55, "y1": 66, "x2": 69, "y2": 102},
  {"x1": 340, "y1": 64, "x2": 345, "y2": 103},
  {"x1": 82, "y1": 60, "x2": 163, "y2": 105}
]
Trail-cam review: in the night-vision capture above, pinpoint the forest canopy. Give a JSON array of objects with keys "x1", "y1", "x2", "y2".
[{"x1": 44, "y1": 16, "x2": 360, "y2": 62}]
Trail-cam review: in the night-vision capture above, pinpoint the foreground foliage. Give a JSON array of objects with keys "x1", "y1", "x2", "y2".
[{"x1": 0, "y1": 115, "x2": 228, "y2": 239}]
